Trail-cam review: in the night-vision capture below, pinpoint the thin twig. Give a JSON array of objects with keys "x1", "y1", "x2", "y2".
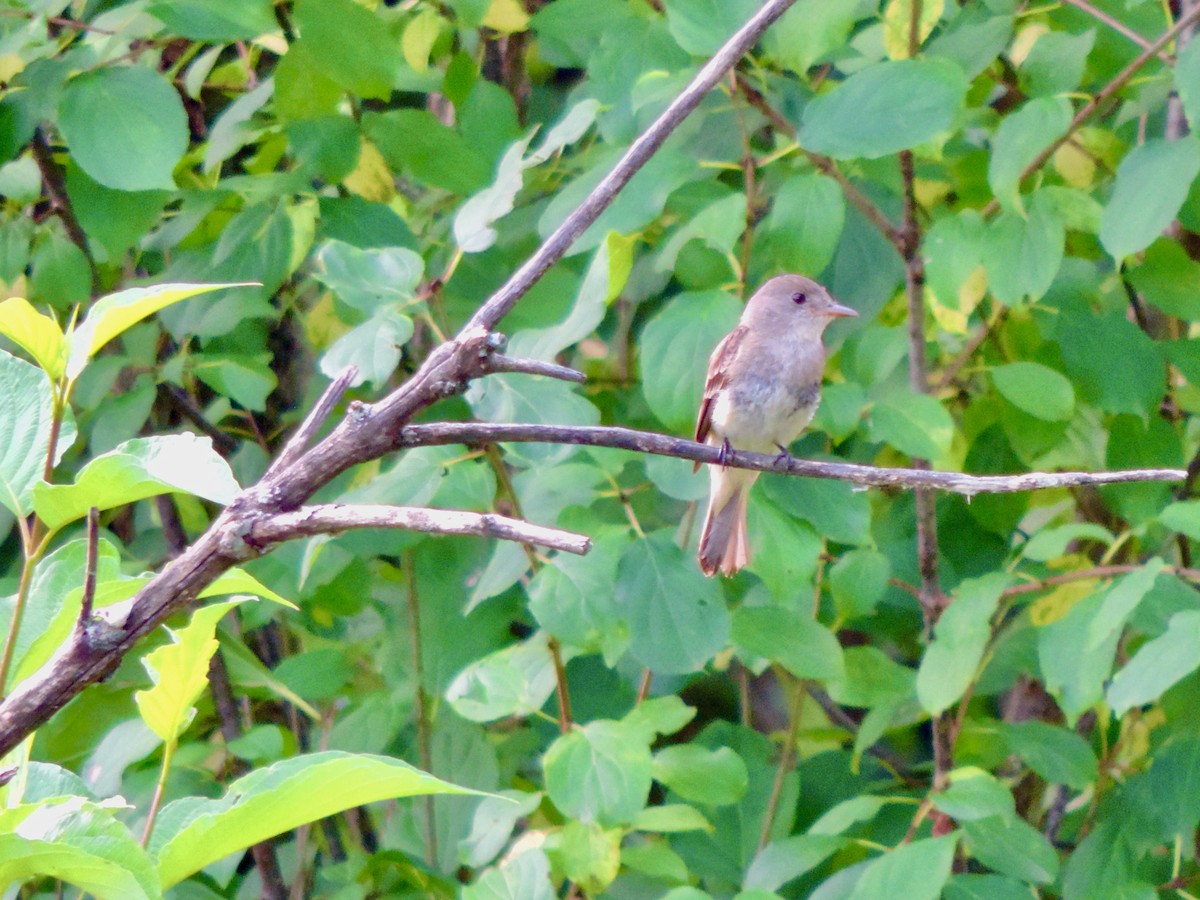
[
  {"x1": 158, "y1": 383, "x2": 239, "y2": 455},
  {"x1": 265, "y1": 367, "x2": 358, "y2": 479},
  {"x1": 981, "y1": 4, "x2": 1200, "y2": 219},
  {"x1": 1061, "y1": 0, "x2": 1172, "y2": 63},
  {"x1": 29, "y1": 129, "x2": 97, "y2": 293},
  {"x1": 250, "y1": 503, "x2": 591, "y2": 556},
  {"x1": 404, "y1": 554, "x2": 437, "y2": 868},
  {"x1": 485, "y1": 355, "x2": 586, "y2": 383},
  {"x1": 759, "y1": 677, "x2": 804, "y2": 850},
  {"x1": 395, "y1": 424, "x2": 1187, "y2": 494},
  {"x1": 1001, "y1": 563, "x2": 1200, "y2": 597},
  {"x1": 77, "y1": 508, "x2": 99, "y2": 632}
]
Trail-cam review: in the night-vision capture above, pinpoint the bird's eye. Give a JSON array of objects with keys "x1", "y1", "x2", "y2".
[{"x1": 791, "y1": 292, "x2": 807, "y2": 305}]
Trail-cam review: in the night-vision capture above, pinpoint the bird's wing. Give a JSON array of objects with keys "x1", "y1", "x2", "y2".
[{"x1": 694, "y1": 324, "x2": 749, "y2": 446}]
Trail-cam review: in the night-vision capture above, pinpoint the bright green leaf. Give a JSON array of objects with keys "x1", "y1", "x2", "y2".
[
  {"x1": 543, "y1": 720, "x2": 652, "y2": 827},
  {"x1": 732, "y1": 605, "x2": 844, "y2": 682},
  {"x1": 652, "y1": 745, "x2": 749, "y2": 807},
  {"x1": 1108, "y1": 610, "x2": 1200, "y2": 715},
  {"x1": 847, "y1": 834, "x2": 957, "y2": 900},
  {"x1": 991, "y1": 362, "x2": 1074, "y2": 422},
  {"x1": 0, "y1": 296, "x2": 66, "y2": 381},
  {"x1": 0, "y1": 349, "x2": 55, "y2": 517},
  {"x1": 1100, "y1": 137, "x2": 1200, "y2": 260}
]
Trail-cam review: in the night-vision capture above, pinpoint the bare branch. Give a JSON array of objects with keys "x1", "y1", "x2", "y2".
[
  {"x1": 1061, "y1": 0, "x2": 1172, "y2": 63},
  {"x1": 485, "y1": 355, "x2": 586, "y2": 383},
  {"x1": 395, "y1": 421, "x2": 1187, "y2": 494},
  {"x1": 265, "y1": 366, "x2": 358, "y2": 479},
  {"x1": 251, "y1": 503, "x2": 591, "y2": 556}
]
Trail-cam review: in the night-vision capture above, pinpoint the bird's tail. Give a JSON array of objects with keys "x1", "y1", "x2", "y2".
[{"x1": 698, "y1": 470, "x2": 757, "y2": 577}]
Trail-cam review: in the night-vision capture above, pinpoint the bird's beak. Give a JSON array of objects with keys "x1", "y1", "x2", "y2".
[{"x1": 826, "y1": 301, "x2": 858, "y2": 318}]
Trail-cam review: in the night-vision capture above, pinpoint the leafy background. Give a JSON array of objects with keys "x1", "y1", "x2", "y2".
[{"x1": 3, "y1": 0, "x2": 1200, "y2": 897}]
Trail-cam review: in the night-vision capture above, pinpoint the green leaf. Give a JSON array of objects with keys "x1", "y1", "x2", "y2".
[
  {"x1": 656, "y1": 193, "x2": 746, "y2": 273},
  {"x1": 0, "y1": 297, "x2": 65, "y2": 382},
  {"x1": 527, "y1": 534, "x2": 626, "y2": 657},
  {"x1": 33, "y1": 433, "x2": 241, "y2": 530},
  {"x1": 462, "y1": 848, "x2": 554, "y2": 900},
  {"x1": 987, "y1": 97, "x2": 1071, "y2": 212},
  {"x1": 963, "y1": 815, "x2": 1059, "y2": 884},
  {"x1": 1038, "y1": 590, "x2": 1120, "y2": 724},
  {"x1": 147, "y1": 0, "x2": 277, "y2": 40},
  {"x1": 622, "y1": 696, "x2": 697, "y2": 743},
  {"x1": 732, "y1": 605, "x2": 844, "y2": 682},
  {"x1": 292, "y1": 0, "x2": 404, "y2": 100},
  {"x1": 847, "y1": 834, "x2": 958, "y2": 900},
  {"x1": 0, "y1": 799, "x2": 159, "y2": 900},
  {"x1": 1100, "y1": 137, "x2": 1200, "y2": 260},
  {"x1": 68, "y1": 283, "x2": 250, "y2": 381},
  {"x1": 868, "y1": 391, "x2": 954, "y2": 460},
  {"x1": 652, "y1": 745, "x2": 749, "y2": 807},
  {"x1": 543, "y1": 720, "x2": 652, "y2": 827},
  {"x1": 1175, "y1": 37, "x2": 1200, "y2": 134},
  {"x1": 319, "y1": 308, "x2": 414, "y2": 389},
  {"x1": 924, "y1": 209, "x2": 986, "y2": 317},
  {"x1": 0, "y1": 349, "x2": 55, "y2": 517},
  {"x1": 1128, "y1": 239, "x2": 1200, "y2": 321},
  {"x1": 136, "y1": 599, "x2": 247, "y2": 744},
  {"x1": 557, "y1": 820, "x2": 622, "y2": 894},
  {"x1": 632, "y1": 804, "x2": 711, "y2": 833},
  {"x1": 446, "y1": 632, "x2": 560, "y2": 723},
  {"x1": 759, "y1": 173, "x2": 846, "y2": 276},
  {"x1": 1057, "y1": 309, "x2": 1163, "y2": 417},
  {"x1": 1019, "y1": 29, "x2": 1094, "y2": 97},
  {"x1": 944, "y1": 874, "x2": 1041, "y2": 900},
  {"x1": 152, "y1": 751, "x2": 484, "y2": 886},
  {"x1": 829, "y1": 549, "x2": 891, "y2": 620},
  {"x1": 65, "y1": 165, "x2": 169, "y2": 259},
  {"x1": 364, "y1": 109, "x2": 491, "y2": 194},
  {"x1": 508, "y1": 238, "x2": 614, "y2": 361},
  {"x1": 882, "y1": 0, "x2": 943, "y2": 59},
  {"x1": 745, "y1": 834, "x2": 846, "y2": 892},
  {"x1": 933, "y1": 767, "x2": 1016, "y2": 821},
  {"x1": 983, "y1": 191, "x2": 1064, "y2": 304},
  {"x1": 1086, "y1": 560, "x2": 1165, "y2": 650},
  {"x1": 192, "y1": 353, "x2": 278, "y2": 411},
  {"x1": 312, "y1": 240, "x2": 424, "y2": 313},
  {"x1": 799, "y1": 59, "x2": 968, "y2": 160},
  {"x1": 917, "y1": 574, "x2": 1007, "y2": 715},
  {"x1": 761, "y1": 0, "x2": 858, "y2": 74},
  {"x1": 990, "y1": 362, "x2": 1074, "y2": 422},
  {"x1": 58, "y1": 66, "x2": 187, "y2": 191},
  {"x1": 615, "y1": 532, "x2": 729, "y2": 675},
  {"x1": 1108, "y1": 610, "x2": 1200, "y2": 716},
  {"x1": 639, "y1": 289, "x2": 740, "y2": 433},
  {"x1": 663, "y1": 0, "x2": 759, "y2": 56}
]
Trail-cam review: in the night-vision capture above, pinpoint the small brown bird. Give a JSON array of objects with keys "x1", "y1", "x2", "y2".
[{"x1": 695, "y1": 275, "x2": 857, "y2": 577}]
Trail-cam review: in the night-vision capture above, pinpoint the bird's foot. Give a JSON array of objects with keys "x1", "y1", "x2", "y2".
[
  {"x1": 718, "y1": 438, "x2": 732, "y2": 469},
  {"x1": 773, "y1": 442, "x2": 794, "y2": 470}
]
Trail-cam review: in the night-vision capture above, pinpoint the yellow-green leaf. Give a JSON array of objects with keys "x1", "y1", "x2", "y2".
[
  {"x1": 482, "y1": 0, "x2": 529, "y2": 33},
  {"x1": 0, "y1": 297, "x2": 67, "y2": 382},
  {"x1": 135, "y1": 599, "x2": 248, "y2": 744},
  {"x1": 883, "y1": 0, "x2": 943, "y2": 59},
  {"x1": 67, "y1": 283, "x2": 256, "y2": 380}
]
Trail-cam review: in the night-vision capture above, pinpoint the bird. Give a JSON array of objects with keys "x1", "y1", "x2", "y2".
[{"x1": 694, "y1": 274, "x2": 857, "y2": 577}]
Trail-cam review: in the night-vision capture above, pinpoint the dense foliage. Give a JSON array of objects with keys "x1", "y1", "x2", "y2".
[{"x1": 5, "y1": 0, "x2": 1200, "y2": 896}]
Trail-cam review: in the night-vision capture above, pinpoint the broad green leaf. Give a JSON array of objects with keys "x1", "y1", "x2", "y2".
[
  {"x1": 1160, "y1": 499, "x2": 1200, "y2": 540},
  {"x1": 136, "y1": 599, "x2": 248, "y2": 744},
  {"x1": 847, "y1": 834, "x2": 957, "y2": 900},
  {"x1": 543, "y1": 719, "x2": 652, "y2": 826},
  {"x1": 1128, "y1": 239, "x2": 1200, "y2": 321},
  {"x1": 663, "y1": 0, "x2": 759, "y2": 56},
  {"x1": 799, "y1": 59, "x2": 968, "y2": 160},
  {"x1": 527, "y1": 534, "x2": 626, "y2": 657},
  {"x1": 745, "y1": 834, "x2": 846, "y2": 892},
  {"x1": 868, "y1": 391, "x2": 954, "y2": 460},
  {"x1": 1019, "y1": 28, "x2": 1094, "y2": 97},
  {"x1": 917, "y1": 574, "x2": 1008, "y2": 715},
  {"x1": 759, "y1": 173, "x2": 846, "y2": 277},
  {"x1": 652, "y1": 745, "x2": 749, "y2": 807},
  {"x1": 68, "y1": 283, "x2": 251, "y2": 381},
  {"x1": 0, "y1": 349, "x2": 55, "y2": 517},
  {"x1": 33, "y1": 433, "x2": 241, "y2": 530},
  {"x1": 883, "y1": 0, "x2": 943, "y2": 59},
  {"x1": 963, "y1": 815, "x2": 1059, "y2": 884},
  {"x1": 508, "y1": 238, "x2": 614, "y2": 361},
  {"x1": 1022, "y1": 523, "x2": 1113, "y2": 562},
  {"x1": 615, "y1": 532, "x2": 729, "y2": 676},
  {"x1": 657, "y1": 192, "x2": 745, "y2": 273},
  {"x1": 1057, "y1": 310, "x2": 1163, "y2": 417},
  {"x1": 147, "y1": 0, "x2": 277, "y2": 40},
  {"x1": 1085, "y1": 559, "x2": 1164, "y2": 650},
  {"x1": 557, "y1": 820, "x2": 622, "y2": 894},
  {"x1": 364, "y1": 109, "x2": 491, "y2": 194},
  {"x1": 983, "y1": 192, "x2": 1064, "y2": 304},
  {"x1": 467, "y1": 372, "x2": 599, "y2": 467},
  {"x1": 829, "y1": 549, "x2": 891, "y2": 620},
  {"x1": 446, "y1": 632, "x2": 561, "y2": 723},
  {"x1": 192, "y1": 353, "x2": 278, "y2": 412},
  {"x1": 1108, "y1": 610, "x2": 1200, "y2": 716},
  {"x1": 932, "y1": 767, "x2": 1015, "y2": 821},
  {"x1": 319, "y1": 308, "x2": 414, "y2": 389},
  {"x1": 987, "y1": 97, "x2": 1071, "y2": 212},
  {"x1": 462, "y1": 848, "x2": 555, "y2": 900},
  {"x1": 622, "y1": 696, "x2": 697, "y2": 743},
  {"x1": 990, "y1": 362, "x2": 1074, "y2": 422},
  {"x1": 311, "y1": 240, "x2": 424, "y2": 313},
  {"x1": 292, "y1": 0, "x2": 404, "y2": 100},
  {"x1": 65, "y1": 165, "x2": 169, "y2": 259},
  {"x1": 640, "y1": 290, "x2": 741, "y2": 433},
  {"x1": 1176, "y1": 37, "x2": 1200, "y2": 133},
  {"x1": 1100, "y1": 137, "x2": 1200, "y2": 260},
  {"x1": 1038, "y1": 589, "x2": 1120, "y2": 724},
  {"x1": 762, "y1": 0, "x2": 858, "y2": 74},
  {"x1": 944, "y1": 875, "x2": 1042, "y2": 900},
  {"x1": 632, "y1": 804, "x2": 710, "y2": 833},
  {"x1": 153, "y1": 751, "x2": 484, "y2": 886},
  {"x1": 461, "y1": 791, "x2": 543, "y2": 868},
  {"x1": 732, "y1": 605, "x2": 844, "y2": 682},
  {"x1": 923, "y1": 209, "x2": 986, "y2": 323},
  {"x1": 0, "y1": 296, "x2": 65, "y2": 380},
  {"x1": 0, "y1": 799, "x2": 158, "y2": 900},
  {"x1": 58, "y1": 66, "x2": 187, "y2": 191}
]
